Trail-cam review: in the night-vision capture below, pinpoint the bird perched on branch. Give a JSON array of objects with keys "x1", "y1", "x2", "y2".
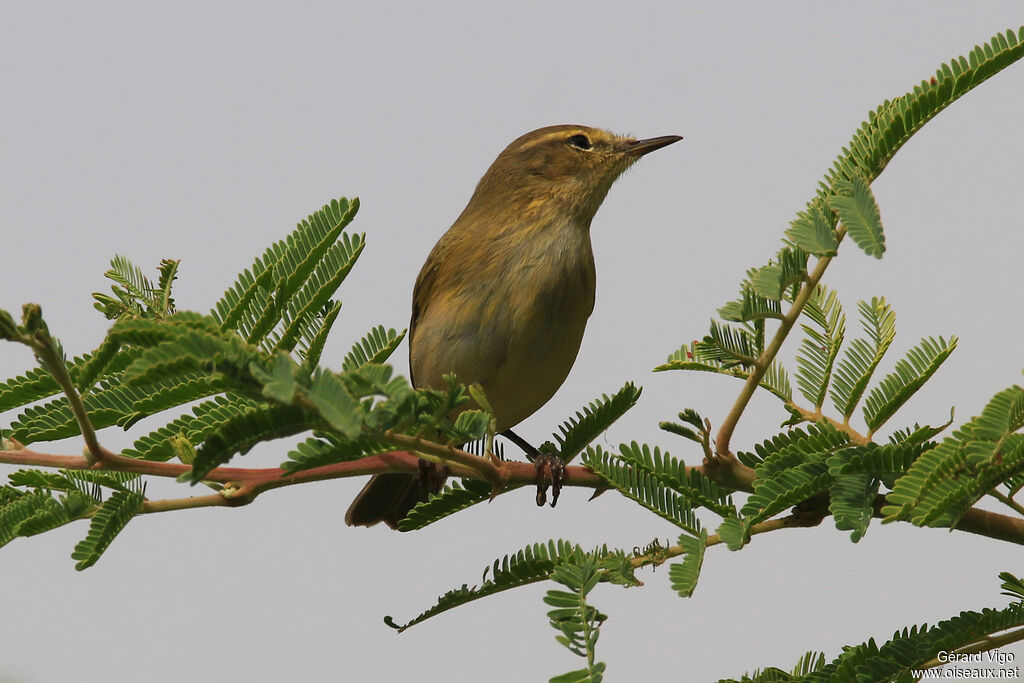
[{"x1": 345, "y1": 124, "x2": 681, "y2": 528}]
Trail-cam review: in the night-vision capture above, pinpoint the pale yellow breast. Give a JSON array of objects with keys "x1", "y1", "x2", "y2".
[{"x1": 410, "y1": 218, "x2": 596, "y2": 431}]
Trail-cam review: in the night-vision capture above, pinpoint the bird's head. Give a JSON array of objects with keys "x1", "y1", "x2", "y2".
[{"x1": 466, "y1": 125, "x2": 682, "y2": 227}]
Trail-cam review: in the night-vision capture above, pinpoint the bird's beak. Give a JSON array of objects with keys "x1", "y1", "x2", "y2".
[{"x1": 622, "y1": 135, "x2": 683, "y2": 157}]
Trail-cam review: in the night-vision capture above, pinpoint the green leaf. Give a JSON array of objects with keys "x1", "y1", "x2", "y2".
[
  {"x1": 273, "y1": 232, "x2": 365, "y2": 352},
  {"x1": 0, "y1": 489, "x2": 94, "y2": 547},
  {"x1": 0, "y1": 351, "x2": 113, "y2": 413},
  {"x1": 829, "y1": 173, "x2": 885, "y2": 258},
  {"x1": 805, "y1": 598, "x2": 1024, "y2": 681},
  {"x1": 549, "y1": 664, "x2": 605, "y2": 683},
  {"x1": 827, "y1": 441, "x2": 928, "y2": 488},
  {"x1": 155, "y1": 258, "x2": 180, "y2": 316},
  {"x1": 385, "y1": 540, "x2": 602, "y2": 632},
  {"x1": 862, "y1": 336, "x2": 957, "y2": 433},
  {"x1": 546, "y1": 555, "x2": 607, "y2": 676},
  {"x1": 124, "y1": 394, "x2": 262, "y2": 462},
  {"x1": 883, "y1": 385, "x2": 1024, "y2": 526},
  {"x1": 305, "y1": 370, "x2": 363, "y2": 438},
  {"x1": 657, "y1": 334, "x2": 789, "y2": 403},
  {"x1": 829, "y1": 473, "x2": 879, "y2": 542},
  {"x1": 190, "y1": 403, "x2": 316, "y2": 481},
  {"x1": 300, "y1": 301, "x2": 342, "y2": 369},
  {"x1": 668, "y1": 531, "x2": 707, "y2": 597},
  {"x1": 255, "y1": 352, "x2": 301, "y2": 404},
  {"x1": 742, "y1": 461, "x2": 832, "y2": 525},
  {"x1": 716, "y1": 515, "x2": 748, "y2": 551},
  {"x1": 546, "y1": 383, "x2": 642, "y2": 463},
  {"x1": 450, "y1": 409, "x2": 491, "y2": 443},
  {"x1": 999, "y1": 571, "x2": 1024, "y2": 602},
  {"x1": 92, "y1": 255, "x2": 156, "y2": 320},
  {"x1": 583, "y1": 447, "x2": 702, "y2": 534},
  {"x1": 795, "y1": 285, "x2": 846, "y2": 409},
  {"x1": 718, "y1": 286, "x2": 783, "y2": 323},
  {"x1": 589, "y1": 442, "x2": 736, "y2": 517},
  {"x1": 70, "y1": 486, "x2": 145, "y2": 570},
  {"x1": 281, "y1": 435, "x2": 390, "y2": 473},
  {"x1": 211, "y1": 197, "x2": 359, "y2": 343},
  {"x1": 786, "y1": 200, "x2": 838, "y2": 256},
  {"x1": 740, "y1": 422, "x2": 850, "y2": 475},
  {"x1": 396, "y1": 478, "x2": 493, "y2": 532},
  {"x1": 749, "y1": 263, "x2": 783, "y2": 300},
  {"x1": 830, "y1": 297, "x2": 896, "y2": 420},
  {"x1": 341, "y1": 325, "x2": 407, "y2": 372}
]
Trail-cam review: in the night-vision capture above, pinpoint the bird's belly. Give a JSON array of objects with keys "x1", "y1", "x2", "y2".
[
  {"x1": 410, "y1": 236, "x2": 595, "y2": 431},
  {"x1": 482, "y1": 295, "x2": 590, "y2": 430}
]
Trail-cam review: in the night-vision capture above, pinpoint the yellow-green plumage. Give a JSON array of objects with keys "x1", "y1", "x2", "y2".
[{"x1": 346, "y1": 125, "x2": 681, "y2": 528}]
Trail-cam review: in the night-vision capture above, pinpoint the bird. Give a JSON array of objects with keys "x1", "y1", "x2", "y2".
[{"x1": 345, "y1": 124, "x2": 681, "y2": 528}]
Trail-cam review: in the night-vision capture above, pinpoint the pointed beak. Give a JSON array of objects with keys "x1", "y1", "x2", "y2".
[{"x1": 622, "y1": 135, "x2": 683, "y2": 157}]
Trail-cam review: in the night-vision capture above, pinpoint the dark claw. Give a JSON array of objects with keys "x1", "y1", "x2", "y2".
[{"x1": 533, "y1": 452, "x2": 565, "y2": 508}]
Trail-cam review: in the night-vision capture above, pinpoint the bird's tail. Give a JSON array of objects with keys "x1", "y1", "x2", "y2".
[{"x1": 344, "y1": 473, "x2": 430, "y2": 529}]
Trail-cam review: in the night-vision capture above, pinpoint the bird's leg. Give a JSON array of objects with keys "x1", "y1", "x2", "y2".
[
  {"x1": 501, "y1": 429, "x2": 564, "y2": 508},
  {"x1": 500, "y1": 428, "x2": 542, "y2": 460}
]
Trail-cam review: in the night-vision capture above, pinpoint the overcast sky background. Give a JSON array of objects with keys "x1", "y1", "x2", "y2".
[{"x1": 2, "y1": 3, "x2": 1024, "y2": 681}]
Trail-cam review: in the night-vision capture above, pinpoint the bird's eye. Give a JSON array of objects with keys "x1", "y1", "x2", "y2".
[{"x1": 567, "y1": 134, "x2": 591, "y2": 150}]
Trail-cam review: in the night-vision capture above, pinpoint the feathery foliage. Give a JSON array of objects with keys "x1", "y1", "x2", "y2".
[
  {"x1": 883, "y1": 384, "x2": 1024, "y2": 527},
  {"x1": 795, "y1": 286, "x2": 846, "y2": 410},
  {"x1": 587, "y1": 441, "x2": 736, "y2": 517},
  {"x1": 211, "y1": 198, "x2": 360, "y2": 343},
  {"x1": 542, "y1": 383, "x2": 642, "y2": 463},
  {"x1": 341, "y1": 325, "x2": 406, "y2": 372},
  {"x1": 828, "y1": 173, "x2": 885, "y2": 258},
  {"x1": 384, "y1": 540, "x2": 625, "y2": 632},
  {"x1": 829, "y1": 297, "x2": 896, "y2": 420},
  {"x1": 0, "y1": 488, "x2": 95, "y2": 548},
  {"x1": 396, "y1": 478, "x2": 494, "y2": 532},
  {"x1": 668, "y1": 531, "x2": 707, "y2": 598},
  {"x1": 92, "y1": 256, "x2": 179, "y2": 321},
  {"x1": 70, "y1": 483, "x2": 145, "y2": 570},
  {"x1": 658, "y1": 333, "x2": 791, "y2": 403},
  {"x1": 862, "y1": 335, "x2": 957, "y2": 432},
  {"x1": 584, "y1": 446, "x2": 703, "y2": 534},
  {"x1": 545, "y1": 554, "x2": 608, "y2": 683}
]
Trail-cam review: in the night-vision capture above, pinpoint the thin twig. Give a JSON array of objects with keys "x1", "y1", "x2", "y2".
[
  {"x1": 716, "y1": 237, "x2": 842, "y2": 460},
  {"x1": 988, "y1": 489, "x2": 1024, "y2": 517},
  {"x1": 383, "y1": 430, "x2": 506, "y2": 484},
  {"x1": 786, "y1": 403, "x2": 871, "y2": 445}
]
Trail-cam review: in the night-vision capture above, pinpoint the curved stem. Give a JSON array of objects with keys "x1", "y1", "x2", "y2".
[
  {"x1": 717, "y1": 256, "x2": 834, "y2": 459},
  {"x1": 716, "y1": 229, "x2": 847, "y2": 460}
]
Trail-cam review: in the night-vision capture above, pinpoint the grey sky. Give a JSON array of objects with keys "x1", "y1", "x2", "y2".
[{"x1": 2, "y1": 2, "x2": 1024, "y2": 681}]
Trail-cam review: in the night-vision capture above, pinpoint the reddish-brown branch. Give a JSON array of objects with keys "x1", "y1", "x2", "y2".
[
  {"x1": 0, "y1": 447, "x2": 607, "y2": 495},
  {"x1": 955, "y1": 507, "x2": 1024, "y2": 544},
  {"x1": 2, "y1": 443, "x2": 1021, "y2": 545}
]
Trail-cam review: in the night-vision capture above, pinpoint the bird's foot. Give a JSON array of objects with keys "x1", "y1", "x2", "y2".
[{"x1": 533, "y1": 452, "x2": 565, "y2": 508}]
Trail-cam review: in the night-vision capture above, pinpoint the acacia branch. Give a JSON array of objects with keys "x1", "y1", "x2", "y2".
[
  {"x1": 0, "y1": 445, "x2": 606, "y2": 507},
  {"x1": 716, "y1": 229, "x2": 847, "y2": 460},
  {"x1": 4, "y1": 441, "x2": 1021, "y2": 545},
  {"x1": 786, "y1": 403, "x2": 871, "y2": 445}
]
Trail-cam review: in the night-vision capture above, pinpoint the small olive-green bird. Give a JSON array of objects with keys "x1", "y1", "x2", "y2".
[{"x1": 345, "y1": 124, "x2": 681, "y2": 528}]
